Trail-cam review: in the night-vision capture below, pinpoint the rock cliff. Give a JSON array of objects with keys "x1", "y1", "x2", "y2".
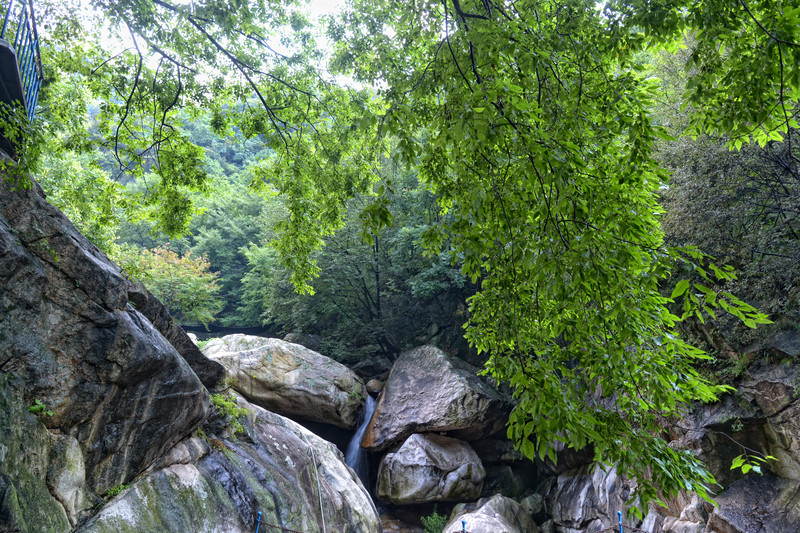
[{"x1": 0, "y1": 174, "x2": 380, "y2": 532}]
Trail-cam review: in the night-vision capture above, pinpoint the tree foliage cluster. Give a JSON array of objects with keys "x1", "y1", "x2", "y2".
[{"x1": 23, "y1": 0, "x2": 800, "y2": 512}]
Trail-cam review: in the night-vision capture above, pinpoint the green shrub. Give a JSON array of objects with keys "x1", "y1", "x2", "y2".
[
  {"x1": 210, "y1": 393, "x2": 248, "y2": 435},
  {"x1": 421, "y1": 505, "x2": 448, "y2": 533}
]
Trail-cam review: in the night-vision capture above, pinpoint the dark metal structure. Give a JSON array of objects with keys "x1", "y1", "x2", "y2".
[{"x1": 0, "y1": 0, "x2": 42, "y2": 123}]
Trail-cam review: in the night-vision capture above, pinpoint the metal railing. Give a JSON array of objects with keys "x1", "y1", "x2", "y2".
[{"x1": 1, "y1": 0, "x2": 42, "y2": 121}]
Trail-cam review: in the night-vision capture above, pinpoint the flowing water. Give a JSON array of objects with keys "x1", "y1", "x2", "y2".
[{"x1": 345, "y1": 394, "x2": 376, "y2": 488}]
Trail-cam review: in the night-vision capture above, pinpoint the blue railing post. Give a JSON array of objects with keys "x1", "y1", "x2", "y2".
[
  {"x1": 0, "y1": 0, "x2": 43, "y2": 122},
  {"x1": 12, "y1": 6, "x2": 25, "y2": 48},
  {"x1": 254, "y1": 511, "x2": 262, "y2": 533},
  {"x1": 1, "y1": 0, "x2": 14, "y2": 38},
  {"x1": 618, "y1": 511, "x2": 623, "y2": 533}
]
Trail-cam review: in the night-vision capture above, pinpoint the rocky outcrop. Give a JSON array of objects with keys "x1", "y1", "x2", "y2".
[
  {"x1": 204, "y1": 334, "x2": 366, "y2": 429},
  {"x1": 444, "y1": 494, "x2": 540, "y2": 533},
  {"x1": 127, "y1": 279, "x2": 224, "y2": 388},
  {"x1": 376, "y1": 433, "x2": 485, "y2": 504},
  {"x1": 706, "y1": 475, "x2": 800, "y2": 532},
  {"x1": 362, "y1": 345, "x2": 506, "y2": 451},
  {"x1": 0, "y1": 374, "x2": 72, "y2": 531},
  {"x1": 79, "y1": 399, "x2": 381, "y2": 533},
  {"x1": 543, "y1": 464, "x2": 647, "y2": 533},
  {"x1": 0, "y1": 176, "x2": 210, "y2": 516}
]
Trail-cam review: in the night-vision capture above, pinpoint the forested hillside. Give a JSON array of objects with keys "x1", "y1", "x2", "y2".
[{"x1": 13, "y1": 0, "x2": 799, "y2": 512}]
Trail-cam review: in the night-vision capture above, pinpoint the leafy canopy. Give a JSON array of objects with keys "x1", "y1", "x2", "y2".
[
  {"x1": 36, "y1": 0, "x2": 799, "y2": 511},
  {"x1": 324, "y1": 0, "x2": 789, "y2": 509}
]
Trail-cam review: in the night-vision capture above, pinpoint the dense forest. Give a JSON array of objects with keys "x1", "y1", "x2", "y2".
[{"x1": 13, "y1": 0, "x2": 800, "y2": 511}]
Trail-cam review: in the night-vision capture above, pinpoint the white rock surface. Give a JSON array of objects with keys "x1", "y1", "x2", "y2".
[{"x1": 377, "y1": 433, "x2": 485, "y2": 504}]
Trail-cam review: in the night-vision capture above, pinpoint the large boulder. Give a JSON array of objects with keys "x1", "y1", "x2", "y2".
[
  {"x1": 127, "y1": 279, "x2": 224, "y2": 388},
  {"x1": 0, "y1": 374, "x2": 72, "y2": 532},
  {"x1": 204, "y1": 334, "x2": 366, "y2": 429},
  {"x1": 376, "y1": 433, "x2": 485, "y2": 504},
  {"x1": 544, "y1": 464, "x2": 656, "y2": 533},
  {"x1": 706, "y1": 475, "x2": 800, "y2": 533},
  {"x1": 671, "y1": 359, "x2": 800, "y2": 488},
  {"x1": 78, "y1": 400, "x2": 381, "y2": 533},
  {"x1": 444, "y1": 494, "x2": 540, "y2": 533},
  {"x1": 0, "y1": 176, "x2": 209, "y2": 514},
  {"x1": 362, "y1": 345, "x2": 506, "y2": 451}
]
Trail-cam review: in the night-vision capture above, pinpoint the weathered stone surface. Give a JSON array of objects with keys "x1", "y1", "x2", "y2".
[
  {"x1": 376, "y1": 433, "x2": 485, "y2": 504},
  {"x1": 127, "y1": 279, "x2": 224, "y2": 388},
  {"x1": 205, "y1": 334, "x2": 366, "y2": 429},
  {"x1": 362, "y1": 345, "x2": 506, "y2": 451},
  {"x1": 660, "y1": 493, "x2": 707, "y2": 533},
  {"x1": 367, "y1": 378, "x2": 384, "y2": 395},
  {"x1": 0, "y1": 176, "x2": 210, "y2": 500},
  {"x1": 146, "y1": 435, "x2": 210, "y2": 472},
  {"x1": 739, "y1": 359, "x2": 797, "y2": 417},
  {"x1": 480, "y1": 465, "x2": 529, "y2": 498},
  {"x1": 351, "y1": 355, "x2": 393, "y2": 381},
  {"x1": 706, "y1": 475, "x2": 800, "y2": 533},
  {"x1": 766, "y1": 330, "x2": 800, "y2": 359},
  {"x1": 380, "y1": 513, "x2": 424, "y2": 533},
  {"x1": 519, "y1": 493, "x2": 544, "y2": 517},
  {"x1": 46, "y1": 433, "x2": 90, "y2": 526},
  {"x1": 283, "y1": 332, "x2": 323, "y2": 351},
  {"x1": 444, "y1": 494, "x2": 540, "y2": 533},
  {"x1": 203, "y1": 333, "x2": 271, "y2": 355},
  {"x1": 544, "y1": 465, "x2": 650, "y2": 533},
  {"x1": 0, "y1": 374, "x2": 71, "y2": 532},
  {"x1": 471, "y1": 439, "x2": 523, "y2": 464},
  {"x1": 79, "y1": 402, "x2": 381, "y2": 533}
]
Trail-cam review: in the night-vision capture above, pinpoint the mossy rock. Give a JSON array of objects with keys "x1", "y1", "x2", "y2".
[{"x1": 0, "y1": 373, "x2": 70, "y2": 532}]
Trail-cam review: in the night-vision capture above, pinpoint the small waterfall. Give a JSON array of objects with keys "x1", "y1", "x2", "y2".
[{"x1": 345, "y1": 394, "x2": 376, "y2": 488}]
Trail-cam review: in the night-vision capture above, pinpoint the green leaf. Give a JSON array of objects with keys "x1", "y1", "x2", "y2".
[{"x1": 671, "y1": 279, "x2": 690, "y2": 299}]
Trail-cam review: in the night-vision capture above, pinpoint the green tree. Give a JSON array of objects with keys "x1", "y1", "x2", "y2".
[
  {"x1": 240, "y1": 166, "x2": 471, "y2": 363},
  {"x1": 115, "y1": 245, "x2": 222, "y2": 326},
  {"x1": 318, "y1": 0, "x2": 787, "y2": 509},
  {"x1": 35, "y1": 0, "x2": 798, "y2": 511}
]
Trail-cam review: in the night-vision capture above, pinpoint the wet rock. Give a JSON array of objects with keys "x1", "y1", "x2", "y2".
[
  {"x1": 444, "y1": 494, "x2": 540, "y2": 533},
  {"x1": 127, "y1": 279, "x2": 224, "y2": 389},
  {"x1": 544, "y1": 464, "x2": 648, "y2": 533},
  {"x1": 79, "y1": 402, "x2": 380, "y2": 533},
  {"x1": 362, "y1": 345, "x2": 507, "y2": 451},
  {"x1": 0, "y1": 374, "x2": 71, "y2": 532},
  {"x1": 706, "y1": 474, "x2": 800, "y2": 533},
  {"x1": 46, "y1": 433, "x2": 90, "y2": 526},
  {"x1": 283, "y1": 332, "x2": 323, "y2": 352},
  {"x1": 205, "y1": 334, "x2": 366, "y2": 429},
  {"x1": 367, "y1": 379, "x2": 384, "y2": 395},
  {"x1": 376, "y1": 433, "x2": 485, "y2": 504},
  {"x1": 351, "y1": 355, "x2": 393, "y2": 381},
  {"x1": 0, "y1": 177, "x2": 209, "y2": 500},
  {"x1": 146, "y1": 435, "x2": 210, "y2": 472}
]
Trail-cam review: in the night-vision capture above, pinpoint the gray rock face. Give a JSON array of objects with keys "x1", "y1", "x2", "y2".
[
  {"x1": 79, "y1": 401, "x2": 381, "y2": 533},
  {"x1": 544, "y1": 465, "x2": 648, "y2": 533},
  {"x1": 706, "y1": 475, "x2": 800, "y2": 533},
  {"x1": 0, "y1": 177, "x2": 209, "y2": 508},
  {"x1": 362, "y1": 345, "x2": 506, "y2": 451},
  {"x1": 0, "y1": 374, "x2": 71, "y2": 532},
  {"x1": 127, "y1": 279, "x2": 224, "y2": 389},
  {"x1": 376, "y1": 433, "x2": 485, "y2": 504},
  {"x1": 205, "y1": 334, "x2": 366, "y2": 429},
  {"x1": 444, "y1": 494, "x2": 540, "y2": 533}
]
